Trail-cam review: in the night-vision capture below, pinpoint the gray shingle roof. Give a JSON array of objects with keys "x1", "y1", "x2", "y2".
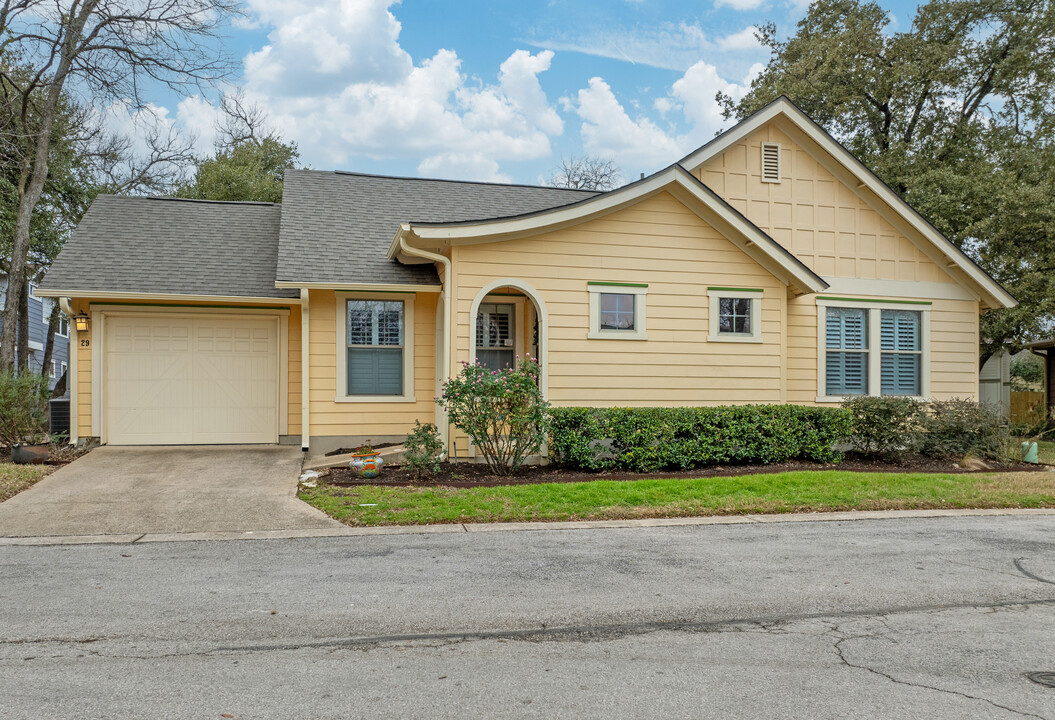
[
  {"x1": 276, "y1": 170, "x2": 598, "y2": 285},
  {"x1": 40, "y1": 195, "x2": 298, "y2": 299}
]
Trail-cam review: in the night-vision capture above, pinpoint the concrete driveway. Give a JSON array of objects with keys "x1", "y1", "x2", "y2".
[{"x1": 0, "y1": 446, "x2": 343, "y2": 538}]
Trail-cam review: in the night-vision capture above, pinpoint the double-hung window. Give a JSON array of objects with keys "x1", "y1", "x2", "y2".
[
  {"x1": 337, "y1": 294, "x2": 415, "y2": 401},
  {"x1": 57, "y1": 313, "x2": 69, "y2": 338},
  {"x1": 818, "y1": 299, "x2": 929, "y2": 401}
]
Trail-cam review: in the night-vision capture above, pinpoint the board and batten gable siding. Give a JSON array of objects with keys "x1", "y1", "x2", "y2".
[
  {"x1": 694, "y1": 120, "x2": 957, "y2": 285},
  {"x1": 306, "y1": 289, "x2": 437, "y2": 438},
  {"x1": 450, "y1": 190, "x2": 788, "y2": 408},
  {"x1": 69, "y1": 297, "x2": 302, "y2": 440},
  {"x1": 693, "y1": 118, "x2": 981, "y2": 402}
]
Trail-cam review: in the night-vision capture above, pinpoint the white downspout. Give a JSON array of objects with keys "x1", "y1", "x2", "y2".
[
  {"x1": 58, "y1": 297, "x2": 78, "y2": 446},
  {"x1": 300, "y1": 288, "x2": 310, "y2": 451},
  {"x1": 397, "y1": 226, "x2": 452, "y2": 449}
]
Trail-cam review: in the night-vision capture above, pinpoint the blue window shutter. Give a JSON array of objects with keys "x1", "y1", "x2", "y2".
[
  {"x1": 347, "y1": 347, "x2": 403, "y2": 395},
  {"x1": 826, "y1": 307, "x2": 868, "y2": 395},
  {"x1": 880, "y1": 310, "x2": 921, "y2": 395}
]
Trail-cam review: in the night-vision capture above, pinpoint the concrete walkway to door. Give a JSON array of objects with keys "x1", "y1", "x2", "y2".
[{"x1": 0, "y1": 446, "x2": 343, "y2": 538}]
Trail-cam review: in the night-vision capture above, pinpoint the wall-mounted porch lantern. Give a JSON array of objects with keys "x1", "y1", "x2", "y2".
[{"x1": 73, "y1": 312, "x2": 90, "y2": 333}]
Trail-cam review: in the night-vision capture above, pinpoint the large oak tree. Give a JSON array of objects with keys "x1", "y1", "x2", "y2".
[{"x1": 720, "y1": 0, "x2": 1055, "y2": 364}]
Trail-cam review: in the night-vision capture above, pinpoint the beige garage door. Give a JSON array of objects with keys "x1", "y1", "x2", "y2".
[{"x1": 104, "y1": 314, "x2": 280, "y2": 445}]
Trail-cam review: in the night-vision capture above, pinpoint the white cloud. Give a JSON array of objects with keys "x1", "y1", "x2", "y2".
[
  {"x1": 564, "y1": 61, "x2": 763, "y2": 174},
  {"x1": 714, "y1": 0, "x2": 767, "y2": 10},
  {"x1": 563, "y1": 77, "x2": 682, "y2": 173},
  {"x1": 208, "y1": 1, "x2": 564, "y2": 180},
  {"x1": 528, "y1": 22, "x2": 710, "y2": 72},
  {"x1": 243, "y1": 0, "x2": 412, "y2": 95},
  {"x1": 717, "y1": 26, "x2": 762, "y2": 51},
  {"x1": 670, "y1": 60, "x2": 762, "y2": 147},
  {"x1": 418, "y1": 153, "x2": 512, "y2": 183}
]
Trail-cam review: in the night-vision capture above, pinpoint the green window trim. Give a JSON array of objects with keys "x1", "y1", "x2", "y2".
[
  {"x1": 707, "y1": 286, "x2": 764, "y2": 293},
  {"x1": 816, "y1": 296, "x2": 932, "y2": 306},
  {"x1": 587, "y1": 281, "x2": 649, "y2": 288}
]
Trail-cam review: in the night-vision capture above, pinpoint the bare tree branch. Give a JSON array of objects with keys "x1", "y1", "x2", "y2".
[{"x1": 549, "y1": 156, "x2": 622, "y2": 191}]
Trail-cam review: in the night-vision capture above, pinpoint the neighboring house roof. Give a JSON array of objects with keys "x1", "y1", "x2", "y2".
[
  {"x1": 679, "y1": 95, "x2": 1016, "y2": 310},
  {"x1": 275, "y1": 170, "x2": 597, "y2": 288},
  {"x1": 39, "y1": 195, "x2": 297, "y2": 300},
  {"x1": 394, "y1": 164, "x2": 828, "y2": 294}
]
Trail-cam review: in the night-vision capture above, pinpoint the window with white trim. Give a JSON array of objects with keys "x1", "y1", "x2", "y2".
[
  {"x1": 60, "y1": 361, "x2": 67, "y2": 378},
  {"x1": 346, "y1": 299, "x2": 404, "y2": 396},
  {"x1": 818, "y1": 300, "x2": 929, "y2": 401},
  {"x1": 57, "y1": 313, "x2": 69, "y2": 338},
  {"x1": 476, "y1": 302, "x2": 515, "y2": 371},
  {"x1": 588, "y1": 283, "x2": 647, "y2": 340},
  {"x1": 50, "y1": 360, "x2": 57, "y2": 379},
  {"x1": 707, "y1": 288, "x2": 763, "y2": 343},
  {"x1": 335, "y1": 292, "x2": 415, "y2": 402}
]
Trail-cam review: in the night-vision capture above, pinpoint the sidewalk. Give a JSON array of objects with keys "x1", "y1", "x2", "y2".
[{"x1": 3, "y1": 506, "x2": 1054, "y2": 546}]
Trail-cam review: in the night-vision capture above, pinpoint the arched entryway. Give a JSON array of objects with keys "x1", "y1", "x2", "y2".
[{"x1": 468, "y1": 278, "x2": 549, "y2": 401}]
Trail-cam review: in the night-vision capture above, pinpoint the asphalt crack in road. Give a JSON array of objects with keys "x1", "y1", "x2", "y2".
[
  {"x1": 6, "y1": 594, "x2": 1055, "y2": 662},
  {"x1": 830, "y1": 625, "x2": 1050, "y2": 720}
]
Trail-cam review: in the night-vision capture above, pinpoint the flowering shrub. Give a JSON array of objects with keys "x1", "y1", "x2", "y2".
[{"x1": 438, "y1": 357, "x2": 549, "y2": 475}]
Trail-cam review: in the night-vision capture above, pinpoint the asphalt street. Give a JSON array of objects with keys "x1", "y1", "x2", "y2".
[{"x1": 2, "y1": 516, "x2": 1055, "y2": 719}]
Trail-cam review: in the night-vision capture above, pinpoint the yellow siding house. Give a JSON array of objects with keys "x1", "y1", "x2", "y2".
[{"x1": 39, "y1": 97, "x2": 1015, "y2": 457}]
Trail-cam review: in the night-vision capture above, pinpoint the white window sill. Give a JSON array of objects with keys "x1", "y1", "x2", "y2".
[
  {"x1": 816, "y1": 394, "x2": 928, "y2": 404},
  {"x1": 333, "y1": 395, "x2": 417, "y2": 404},
  {"x1": 588, "y1": 331, "x2": 648, "y2": 341},
  {"x1": 707, "y1": 334, "x2": 763, "y2": 344}
]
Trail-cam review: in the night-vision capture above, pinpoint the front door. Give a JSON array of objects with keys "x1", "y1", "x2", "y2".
[{"x1": 476, "y1": 303, "x2": 515, "y2": 371}]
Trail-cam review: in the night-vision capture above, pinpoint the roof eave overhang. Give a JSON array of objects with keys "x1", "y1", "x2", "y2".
[
  {"x1": 273, "y1": 280, "x2": 442, "y2": 293},
  {"x1": 393, "y1": 166, "x2": 827, "y2": 294},
  {"x1": 680, "y1": 97, "x2": 1016, "y2": 311},
  {"x1": 33, "y1": 289, "x2": 300, "y2": 304}
]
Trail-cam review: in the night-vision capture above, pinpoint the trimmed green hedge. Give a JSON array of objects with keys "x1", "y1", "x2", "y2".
[{"x1": 548, "y1": 405, "x2": 852, "y2": 472}]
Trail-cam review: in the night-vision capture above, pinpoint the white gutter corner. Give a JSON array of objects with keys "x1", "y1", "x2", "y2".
[{"x1": 397, "y1": 228, "x2": 453, "y2": 450}]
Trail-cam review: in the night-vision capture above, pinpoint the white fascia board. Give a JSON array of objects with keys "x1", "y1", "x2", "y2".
[
  {"x1": 274, "y1": 281, "x2": 441, "y2": 293},
  {"x1": 400, "y1": 166, "x2": 826, "y2": 294},
  {"x1": 34, "y1": 289, "x2": 301, "y2": 304},
  {"x1": 680, "y1": 98, "x2": 1015, "y2": 310}
]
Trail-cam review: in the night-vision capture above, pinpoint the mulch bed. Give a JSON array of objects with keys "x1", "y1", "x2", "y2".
[
  {"x1": 324, "y1": 442, "x2": 400, "y2": 456},
  {"x1": 322, "y1": 453, "x2": 1052, "y2": 489}
]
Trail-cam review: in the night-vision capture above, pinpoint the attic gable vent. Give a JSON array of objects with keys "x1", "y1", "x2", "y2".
[{"x1": 761, "y1": 143, "x2": 781, "y2": 183}]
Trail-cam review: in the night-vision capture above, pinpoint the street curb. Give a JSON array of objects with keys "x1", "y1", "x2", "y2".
[{"x1": 2, "y1": 507, "x2": 1055, "y2": 546}]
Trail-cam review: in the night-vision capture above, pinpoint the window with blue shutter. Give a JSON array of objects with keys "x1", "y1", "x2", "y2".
[
  {"x1": 880, "y1": 310, "x2": 921, "y2": 396},
  {"x1": 825, "y1": 307, "x2": 868, "y2": 396},
  {"x1": 347, "y1": 300, "x2": 404, "y2": 395}
]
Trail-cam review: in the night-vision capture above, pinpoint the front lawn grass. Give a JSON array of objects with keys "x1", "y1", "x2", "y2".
[
  {"x1": 299, "y1": 470, "x2": 1055, "y2": 527},
  {"x1": 1035, "y1": 440, "x2": 1055, "y2": 465},
  {"x1": 0, "y1": 462, "x2": 55, "y2": 503}
]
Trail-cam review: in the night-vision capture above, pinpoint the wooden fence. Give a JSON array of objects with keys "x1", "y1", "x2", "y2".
[{"x1": 1010, "y1": 391, "x2": 1046, "y2": 424}]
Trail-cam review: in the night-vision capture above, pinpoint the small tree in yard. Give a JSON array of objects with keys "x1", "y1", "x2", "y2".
[
  {"x1": 438, "y1": 357, "x2": 549, "y2": 475},
  {"x1": 402, "y1": 420, "x2": 444, "y2": 481}
]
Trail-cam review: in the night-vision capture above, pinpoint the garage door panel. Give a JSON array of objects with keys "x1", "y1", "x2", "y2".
[{"x1": 105, "y1": 315, "x2": 279, "y2": 445}]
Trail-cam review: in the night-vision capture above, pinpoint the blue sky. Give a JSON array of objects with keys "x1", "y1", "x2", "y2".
[{"x1": 122, "y1": 0, "x2": 922, "y2": 186}]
